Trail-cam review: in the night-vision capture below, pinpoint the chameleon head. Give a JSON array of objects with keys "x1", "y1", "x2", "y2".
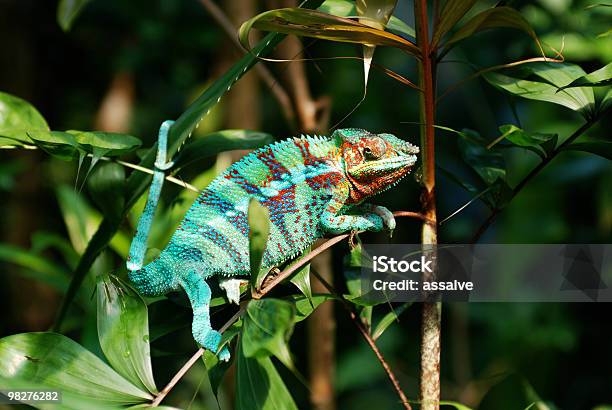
[{"x1": 332, "y1": 128, "x2": 419, "y2": 200}]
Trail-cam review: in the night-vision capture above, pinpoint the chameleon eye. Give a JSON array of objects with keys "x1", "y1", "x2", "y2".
[{"x1": 363, "y1": 146, "x2": 377, "y2": 160}]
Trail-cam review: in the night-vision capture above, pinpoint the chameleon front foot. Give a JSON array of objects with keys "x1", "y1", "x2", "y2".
[{"x1": 193, "y1": 323, "x2": 230, "y2": 362}]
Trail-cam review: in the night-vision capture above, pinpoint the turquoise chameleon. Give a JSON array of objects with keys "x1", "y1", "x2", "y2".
[{"x1": 127, "y1": 121, "x2": 419, "y2": 361}]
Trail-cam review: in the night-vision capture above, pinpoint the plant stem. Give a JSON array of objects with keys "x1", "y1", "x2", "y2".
[
  {"x1": 413, "y1": 0, "x2": 441, "y2": 408},
  {"x1": 471, "y1": 116, "x2": 601, "y2": 242}
]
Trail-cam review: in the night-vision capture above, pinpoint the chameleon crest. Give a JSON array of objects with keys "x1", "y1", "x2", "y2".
[{"x1": 128, "y1": 124, "x2": 418, "y2": 361}]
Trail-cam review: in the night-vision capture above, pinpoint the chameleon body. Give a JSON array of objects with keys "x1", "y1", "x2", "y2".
[{"x1": 128, "y1": 126, "x2": 418, "y2": 361}]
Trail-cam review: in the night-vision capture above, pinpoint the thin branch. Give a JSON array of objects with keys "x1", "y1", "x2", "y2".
[
  {"x1": 198, "y1": 0, "x2": 296, "y2": 125},
  {"x1": 471, "y1": 115, "x2": 603, "y2": 242},
  {"x1": 309, "y1": 267, "x2": 413, "y2": 410}
]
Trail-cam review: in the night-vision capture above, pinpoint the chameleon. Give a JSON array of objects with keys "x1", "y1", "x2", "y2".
[{"x1": 127, "y1": 122, "x2": 419, "y2": 361}]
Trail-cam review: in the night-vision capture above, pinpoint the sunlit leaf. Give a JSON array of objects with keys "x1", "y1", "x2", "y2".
[
  {"x1": 248, "y1": 199, "x2": 271, "y2": 289},
  {"x1": 561, "y1": 141, "x2": 612, "y2": 160},
  {"x1": 356, "y1": 0, "x2": 398, "y2": 87},
  {"x1": 57, "y1": 0, "x2": 92, "y2": 31},
  {"x1": 372, "y1": 302, "x2": 412, "y2": 340},
  {"x1": 443, "y1": 7, "x2": 539, "y2": 51},
  {"x1": 0, "y1": 333, "x2": 152, "y2": 404},
  {"x1": 239, "y1": 8, "x2": 419, "y2": 56},
  {"x1": 0, "y1": 91, "x2": 48, "y2": 146},
  {"x1": 235, "y1": 343, "x2": 298, "y2": 410},
  {"x1": 557, "y1": 62, "x2": 612, "y2": 90},
  {"x1": 484, "y1": 63, "x2": 596, "y2": 117},
  {"x1": 318, "y1": 0, "x2": 414, "y2": 37},
  {"x1": 26, "y1": 130, "x2": 79, "y2": 161},
  {"x1": 241, "y1": 299, "x2": 296, "y2": 370},
  {"x1": 72, "y1": 131, "x2": 142, "y2": 157},
  {"x1": 432, "y1": 0, "x2": 477, "y2": 48},
  {"x1": 97, "y1": 275, "x2": 158, "y2": 394}
]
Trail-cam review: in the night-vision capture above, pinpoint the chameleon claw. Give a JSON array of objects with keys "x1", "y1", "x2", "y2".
[
  {"x1": 155, "y1": 160, "x2": 175, "y2": 171},
  {"x1": 218, "y1": 345, "x2": 231, "y2": 362}
]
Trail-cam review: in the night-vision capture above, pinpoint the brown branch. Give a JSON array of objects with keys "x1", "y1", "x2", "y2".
[
  {"x1": 471, "y1": 116, "x2": 602, "y2": 243},
  {"x1": 198, "y1": 0, "x2": 296, "y2": 126},
  {"x1": 309, "y1": 268, "x2": 413, "y2": 410}
]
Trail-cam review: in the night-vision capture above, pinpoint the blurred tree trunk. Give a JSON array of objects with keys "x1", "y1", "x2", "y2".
[{"x1": 94, "y1": 71, "x2": 134, "y2": 133}]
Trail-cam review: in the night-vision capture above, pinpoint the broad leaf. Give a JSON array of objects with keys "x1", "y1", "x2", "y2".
[
  {"x1": 0, "y1": 333, "x2": 152, "y2": 404},
  {"x1": 484, "y1": 63, "x2": 596, "y2": 117},
  {"x1": 239, "y1": 8, "x2": 419, "y2": 56},
  {"x1": 72, "y1": 131, "x2": 142, "y2": 157},
  {"x1": 558, "y1": 62, "x2": 612, "y2": 90},
  {"x1": 235, "y1": 344, "x2": 298, "y2": 410},
  {"x1": 318, "y1": 0, "x2": 414, "y2": 37},
  {"x1": 26, "y1": 130, "x2": 79, "y2": 161},
  {"x1": 241, "y1": 299, "x2": 296, "y2": 370},
  {"x1": 57, "y1": 0, "x2": 92, "y2": 31},
  {"x1": 444, "y1": 7, "x2": 539, "y2": 51},
  {"x1": 432, "y1": 0, "x2": 477, "y2": 48},
  {"x1": 173, "y1": 129, "x2": 274, "y2": 171},
  {"x1": 248, "y1": 199, "x2": 271, "y2": 289},
  {"x1": 491, "y1": 124, "x2": 557, "y2": 157},
  {"x1": 0, "y1": 91, "x2": 48, "y2": 146},
  {"x1": 97, "y1": 275, "x2": 157, "y2": 394},
  {"x1": 562, "y1": 141, "x2": 612, "y2": 160}
]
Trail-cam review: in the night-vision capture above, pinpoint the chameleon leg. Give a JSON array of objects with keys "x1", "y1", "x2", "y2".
[
  {"x1": 127, "y1": 120, "x2": 175, "y2": 272},
  {"x1": 356, "y1": 204, "x2": 396, "y2": 231},
  {"x1": 181, "y1": 270, "x2": 231, "y2": 361},
  {"x1": 320, "y1": 197, "x2": 384, "y2": 234}
]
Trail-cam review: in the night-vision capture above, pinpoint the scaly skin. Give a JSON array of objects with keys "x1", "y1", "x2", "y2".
[{"x1": 128, "y1": 128, "x2": 419, "y2": 361}]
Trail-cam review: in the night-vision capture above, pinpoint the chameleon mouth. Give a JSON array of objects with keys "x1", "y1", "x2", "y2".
[{"x1": 352, "y1": 154, "x2": 417, "y2": 175}]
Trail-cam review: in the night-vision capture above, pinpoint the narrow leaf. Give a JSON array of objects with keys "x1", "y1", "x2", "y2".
[
  {"x1": 561, "y1": 141, "x2": 612, "y2": 160},
  {"x1": 97, "y1": 275, "x2": 158, "y2": 394},
  {"x1": 239, "y1": 8, "x2": 419, "y2": 56},
  {"x1": 0, "y1": 332, "x2": 152, "y2": 403},
  {"x1": 57, "y1": 0, "x2": 92, "y2": 31},
  {"x1": 0, "y1": 244, "x2": 69, "y2": 292},
  {"x1": 288, "y1": 248, "x2": 313, "y2": 303},
  {"x1": 372, "y1": 302, "x2": 412, "y2": 340},
  {"x1": 444, "y1": 7, "x2": 539, "y2": 51},
  {"x1": 432, "y1": 0, "x2": 477, "y2": 48},
  {"x1": 248, "y1": 199, "x2": 271, "y2": 289},
  {"x1": 88, "y1": 162, "x2": 126, "y2": 223}
]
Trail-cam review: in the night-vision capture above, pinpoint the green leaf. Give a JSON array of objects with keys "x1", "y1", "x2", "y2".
[
  {"x1": 0, "y1": 91, "x2": 48, "y2": 146},
  {"x1": 88, "y1": 162, "x2": 126, "y2": 223},
  {"x1": 97, "y1": 275, "x2": 158, "y2": 394},
  {"x1": 56, "y1": 185, "x2": 102, "y2": 254},
  {"x1": 239, "y1": 8, "x2": 419, "y2": 56},
  {"x1": 248, "y1": 199, "x2": 271, "y2": 289},
  {"x1": 484, "y1": 63, "x2": 596, "y2": 117},
  {"x1": 235, "y1": 343, "x2": 298, "y2": 410},
  {"x1": 287, "y1": 294, "x2": 336, "y2": 322},
  {"x1": 0, "y1": 244, "x2": 69, "y2": 292},
  {"x1": 57, "y1": 0, "x2": 92, "y2": 31},
  {"x1": 26, "y1": 130, "x2": 79, "y2": 161},
  {"x1": 443, "y1": 7, "x2": 539, "y2": 51},
  {"x1": 491, "y1": 124, "x2": 557, "y2": 157},
  {"x1": 241, "y1": 299, "x2": 296, "y2": 370},
  {"x1": 318, "y1": 0, "x2": 414, "y2": 37},
  {"x1": 371, "y1": 302, "x2": 412, "y2": 340},
  {"x1": 288, "y1": 248, "x2": 313, "y2": 303},
  {"x1": 458, "y1": 129, "x2": 506, "y2": 185},
  {"x1": 0, "y1": 332, "x2": 152, "y2": 404},
  {"x1": 203, "y1": 349, "x2": 233, "y2": 399},
  {"x1": 602, "y1": 88, "x2": 612, "y2": 113},
  {"x1": 557, "y1": 62, "x2": 612, "y2": 90},
  {"x1": 432, "y1": 0, "x2": 477, "y2": 48},
  {"x1": 561, "y1": 141, "x2": 612, "y2": 160},
  {"x1": 173, "y1": 129, "x2": 274, "y2": 171},
  {"x1": 73, "y1": 131, "x2": 142, "y2": 157}
]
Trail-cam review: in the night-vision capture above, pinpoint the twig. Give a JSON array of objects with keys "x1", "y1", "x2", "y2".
[
  {"x1": 198, "y1": 0, "x2": 296, "y2": 126},
  {"x1": 310, "y1": 268, "x2": 413, "y2": 410},
  {"x1": 471, "y1": 116, "x2": 602, "y2": 242}
]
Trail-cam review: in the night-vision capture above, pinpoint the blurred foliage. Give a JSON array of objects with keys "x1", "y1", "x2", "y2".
[{"x1": 0, "y1": 0, "x2": 610, "y2": 409}]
